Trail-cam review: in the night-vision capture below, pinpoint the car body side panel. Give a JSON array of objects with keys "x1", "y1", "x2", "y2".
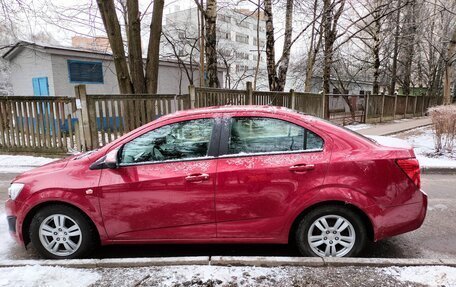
[{"x1": 98, "y1": 159, "x2": 218, "y2": 240}]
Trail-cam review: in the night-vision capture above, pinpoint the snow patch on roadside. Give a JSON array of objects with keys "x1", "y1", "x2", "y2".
[
  {"x1": 416, "y1": 155, "x2": 456, "y2": 169},
  {"x1": 383, "y1": 126, "x2": 456, "y2": 169},
  {"x1": 382, "y1": 266, "x2": 456, "y2": 287},
  {"x1": 153, "y1": 265, "x2": 286, "y2": 286},
  {"x1": 0, "y1": 265, "x2": 100, "y2": 287},
  {"x1": 345, "y1": 124, "x2": 373, "y2": 131},
  {"x1": 0, "y1": 155, "x2": 57, "y2": 173},
  {"x1": 366, "y1": 136, "x2": 412, "y2": 149},
  {"x1": 0, "y1": 213, "x2": 15, "y2": 260}
]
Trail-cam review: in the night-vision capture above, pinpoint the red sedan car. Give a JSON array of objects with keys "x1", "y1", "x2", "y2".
[{"x1": 5, "y1": 106, "x2": 426, "y2": 259}]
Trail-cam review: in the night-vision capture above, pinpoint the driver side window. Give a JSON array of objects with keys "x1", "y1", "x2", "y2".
[{"x1": 120, "y1": 118, "x2": 214, "y2": 164}]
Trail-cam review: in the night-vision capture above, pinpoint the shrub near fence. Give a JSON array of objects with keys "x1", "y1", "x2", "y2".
[{"x1": 0, "y1": 83, "x2": 442, "y2": 155}]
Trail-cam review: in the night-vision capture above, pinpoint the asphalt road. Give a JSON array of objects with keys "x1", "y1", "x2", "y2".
[{"x1": 1, "y1": 172, "x2": 455, "y2": 260}]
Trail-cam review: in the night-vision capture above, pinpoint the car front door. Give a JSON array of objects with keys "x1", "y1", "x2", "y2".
[
  {"x1": 215, "y1": 114, "x2": 332, "y2": 239},
  {"x1": 98, "y1": 117, "x2": 219, "y2": 240}
]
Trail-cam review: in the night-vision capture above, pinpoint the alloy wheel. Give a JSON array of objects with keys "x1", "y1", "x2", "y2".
[
  {"x1": 307, "y1": 215, "x2": 356, "y2": 257},
  {"x1": 38, "y1": 214, "x2": 82, "y2": 257}
]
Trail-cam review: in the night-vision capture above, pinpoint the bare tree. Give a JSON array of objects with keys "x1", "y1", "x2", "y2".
[
  {"x1": 304, "y1": 0, "x2": 323, "y2": 92},
  {"x1": 145, "y1": 0, "x2": 165, "y2": 94},
  {"x1": 96, "y1": 0, "x2": 164, "y2": 94},
  {"x1": 322, "y1": 0, "x2": 345, "y2": 117},
  {"x1": 264, "y1": 0, "x2": 294, "y2": 91},
  {"x1": 389, "y1": 0, "x2": 402, "y2": 95},
  {"x1": 443, "y1": 27, "x2": 456, "y2": 104},
  {"x1": 400, "y1": 0, "x2": 418, "y2": 96},
  {"x1": 194, "y1": 0, "x2": 220, "y2": 88}
]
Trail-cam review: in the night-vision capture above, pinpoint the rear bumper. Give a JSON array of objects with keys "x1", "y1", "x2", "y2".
[{"x1": 374, "y1": 190, "x2": 428, "y2": 241}]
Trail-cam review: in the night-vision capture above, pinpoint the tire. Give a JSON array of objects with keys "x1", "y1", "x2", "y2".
[
  {"x1": 29, "y1": 204, "x2": 97, "y2": 259},
  {"x1": 295, "y1": 205, "x2": 367, "y2": 257}
]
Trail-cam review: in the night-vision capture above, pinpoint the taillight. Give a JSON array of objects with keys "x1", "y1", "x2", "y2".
[{"x1": 396, "y1": 158, "x2": 421, "y2": 189}]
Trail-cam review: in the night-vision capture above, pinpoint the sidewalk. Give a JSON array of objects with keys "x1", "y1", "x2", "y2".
[{"x1": 357, "y1": 117, "x2": 432, "y2": 136}]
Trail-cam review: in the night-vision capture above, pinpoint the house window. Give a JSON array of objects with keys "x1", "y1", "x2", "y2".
[
  {"x1": 238, "y1": 21, "x2": 249, "y2": 29},
  {"x1": 236, "y1": 52, "x2": 249, "y2": 60},
  {"x1": 68, "y1": 60, "x2": 104, "y2": 84},
  {"x1": 235, "y1": 33, "x2": 249, "y2": 44},
  {"x1": 219, "y1": 15, "x2": 231, "y2": 23}
]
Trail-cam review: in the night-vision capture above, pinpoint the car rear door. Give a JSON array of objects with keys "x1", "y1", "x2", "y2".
[
  {"x1": 215, "y1": 113, "x2": 332, "y2": 239},
  {"x1": 98, "y1": 116, "x2": 221, "y2": 240}
]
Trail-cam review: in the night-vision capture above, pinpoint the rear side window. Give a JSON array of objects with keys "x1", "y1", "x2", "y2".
[{"x1": 228, "y1": 117, "x2": 323, "y2": 155}]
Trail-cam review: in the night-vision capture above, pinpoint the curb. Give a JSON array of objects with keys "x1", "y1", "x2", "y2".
[
  {"x1": 420, "y1": 167, "x2": 456, "y2": 174},
  {"x1": 0, "y1": 257, "x2": 209, "y2": 269},
  {"x1": 210, "y1": 256, "x2": 456, "y2": 268},
  {"x1": 1, "y1": 256, "x2": 455, "y2": 269},
  {"x1": 377, "y1": 123, "x2": 432, "y2": 136}
]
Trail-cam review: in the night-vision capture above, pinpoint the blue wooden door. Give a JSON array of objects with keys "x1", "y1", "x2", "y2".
[
  {"x1": 32, "y1": 77, "x2": 49, "y2": 96},
  {"x1": 32, "y1": 77, "x2": 51, "y2": 133}
]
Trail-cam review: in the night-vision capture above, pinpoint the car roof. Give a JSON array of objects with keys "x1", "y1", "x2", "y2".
[{"x1": 158, "y1": 105, "x2": 314, "y2": 122}]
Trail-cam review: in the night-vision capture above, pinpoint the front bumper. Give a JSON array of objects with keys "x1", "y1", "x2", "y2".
[
  {"x1": 7, "y1": 216, "x2": 16, "y2": 233},
  {"x1": 5, "y1": 199, "x2": 24, "y2": 245}
]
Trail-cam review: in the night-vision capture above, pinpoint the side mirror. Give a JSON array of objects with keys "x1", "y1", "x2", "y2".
[
  {"x1": 104, "y1": 148, "x2": 119, "y2": 169},
  {"x1": 89, "y1": 148, "x2": 119, "y2": 170}
]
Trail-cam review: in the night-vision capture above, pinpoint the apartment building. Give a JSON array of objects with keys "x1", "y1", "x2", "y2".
[{"x1": 163, "y1": 7, "x2": 267, "y2": 89}]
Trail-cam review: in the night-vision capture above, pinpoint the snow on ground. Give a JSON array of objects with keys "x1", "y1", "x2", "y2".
[
  {"x1": 0, "y1": 213, "x2": 15, "y2": 260},
  {"x1": 345, "y1": 123, "x2": 373, "y2": 131},
  {"x1": 0, "y1": 155, "x2": 57, "y2": 173},
  {"x1": 391, "y1": 126, "x2": 456, "y2": 169},
  {"x1": 383, "y1": 266, "x2": 456, "y2": 287},
  {"x1": 366, "y1": 136, "x2": 412, "y2": 149},
  {"x1": 153, "y1": 265, "x2": 286, "y2": 287},
  {"x1": 0, "y1": 265, "x2": 100, "y2": 287}
]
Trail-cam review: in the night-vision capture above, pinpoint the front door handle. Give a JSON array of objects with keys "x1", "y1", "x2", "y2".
[
  {"x1": 289, "y1": 164, "x2": 315, "y2": 172},
  {"x1": 185, "y1": 173, "x2": 210, "y2": 182}
]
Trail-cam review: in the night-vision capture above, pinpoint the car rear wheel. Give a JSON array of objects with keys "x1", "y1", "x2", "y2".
[
  {"x1": 29, "y1": 205, "x2": 96, "y2": 259},
  {"x1": 295, "y1": 205, "x2": 367, "y2": 257}
]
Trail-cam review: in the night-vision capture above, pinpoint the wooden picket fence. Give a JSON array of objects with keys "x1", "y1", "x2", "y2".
[
  {"x1": 0, "y1": 83, "x2": 443, "y2": 155},
  {"x1": 0, "y1": 96, "x2": 81, "y2": 154},
  {"x1": 75, "y1": 85, "x2": 191, "y2": 150}
]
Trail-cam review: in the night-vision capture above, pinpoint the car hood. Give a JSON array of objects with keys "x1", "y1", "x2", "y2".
[{"x1": 12, "y1": 155, "x2": 76, "y2": 183}]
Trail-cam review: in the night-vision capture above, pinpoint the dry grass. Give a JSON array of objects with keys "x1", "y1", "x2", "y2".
[{"x1": 429, "y1": 105, "x2": 456, "y2": 153}]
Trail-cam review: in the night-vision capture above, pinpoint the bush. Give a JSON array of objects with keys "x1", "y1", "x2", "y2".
[{"x1": 429, "y1": 105, "x2": 456, "y2": 154}]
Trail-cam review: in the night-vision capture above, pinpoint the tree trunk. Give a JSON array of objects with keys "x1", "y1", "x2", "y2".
[
  {"x1": 253, "y1": 0, "x2": 261, "y2": 89},
  {"x1": 264, "y1": 0, "x2": 277, "y2": 91},
  {"x1": 389, "y1": 0, "x2": 401, "y2": 95},
  {"x1": 276, "y1": 0, "x2": 294, "y2": 91},
  {"x1": 304, "y1": 0, "x2": 322, "y2": 93},
  {"x1": 322, "y1": 0, "x2": 345, "y2": 118},
  {"x1": 443, "y1": 28, "x2": 456, "y2": 105},
  {"x1": 402, "y1": 0, "x2": 417, "y2": 96},
  {"x1": 145, "y1": 0, "x2": 164, "y2": 94},
  {"x1": 97, "y1": 0, "x2": 133, "y2": 94},
  {"x1": 127, "y1": 0, "x2": 146, "y2": 94},
  {"x1": 205, "y1": 0, "x2": 219, "y2": 88},
  {"x1": 372, "y1": 11, "x2": 381, "y2": 95}
]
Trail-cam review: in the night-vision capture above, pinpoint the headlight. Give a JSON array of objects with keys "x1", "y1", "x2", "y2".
[{"x1": 8, "y1": 183, "x2": 25, "y2": 200}]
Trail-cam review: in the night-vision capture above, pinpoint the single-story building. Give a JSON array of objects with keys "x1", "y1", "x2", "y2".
[{"x1": 3, "y1": 41, "x2": 223, "y2": 97}]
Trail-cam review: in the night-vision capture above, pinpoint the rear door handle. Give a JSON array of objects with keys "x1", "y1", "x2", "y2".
[
  {"x1": 289, "y1": 164, "x2": 315, "y2": 172},
  {"x1": 185, "y1": 173, "x2": 210, "y2": 182}
]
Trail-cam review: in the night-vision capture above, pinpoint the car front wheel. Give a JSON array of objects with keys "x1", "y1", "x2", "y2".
[
  {"x1": 29, "y1": 205, "x2": 96, "y2": 259},
  {"x1": 295, "y1": 205, "x2": 367, "y2": 257}
]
